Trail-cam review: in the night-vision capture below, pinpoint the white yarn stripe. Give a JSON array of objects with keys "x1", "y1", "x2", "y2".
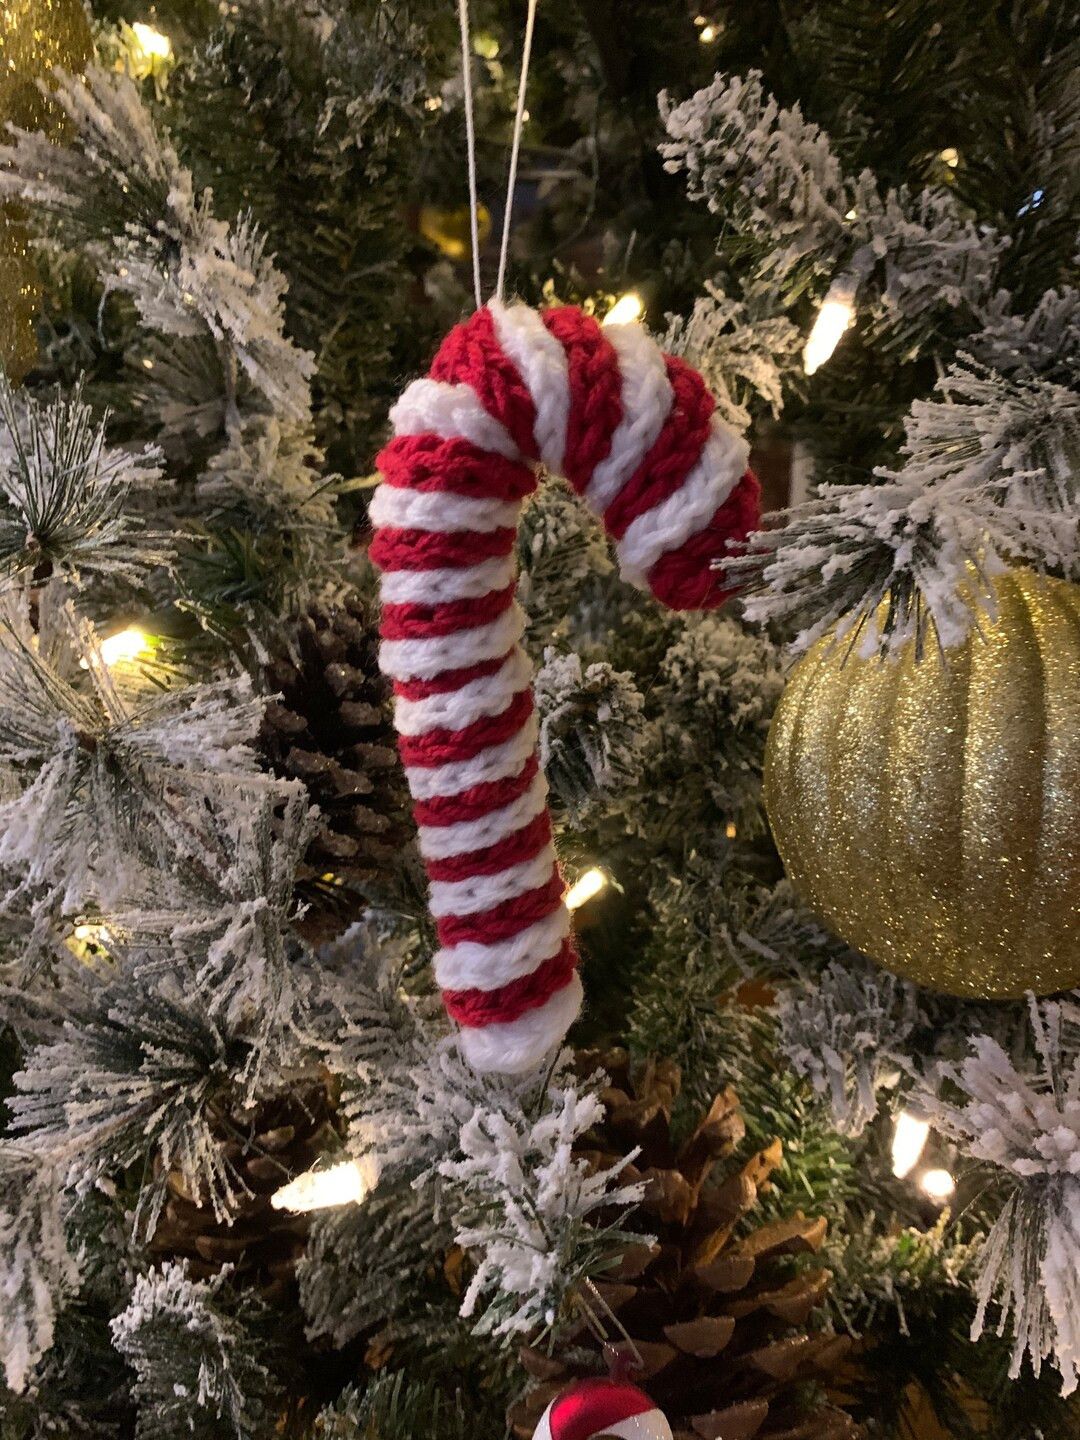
[
  {"x1": 395, "y1": 649, "x2": 532, "y2": 737},
  {"x1": 379, "y1": 602, "x2": 525, "y2": 681},
  {"x1": 378, "y1": 554, "x2": 516, "y2": 605},
  {"x1": 616, "y1": 418, "x2": 749, "y2": 583},
  {"x1": 404, "y1": 713, "x2": 539, "y2": 800},
  {"x1": 457, "y1": 971, "x2": 584, "y2": 1076},
  {"x1": 489, "y1": 300, "x2": 571, "y2": 473},
  {"x1": 434, "y1": 903, "x2": 570, "y2": 990},
  {"x1": 582, "y1": 323, "x2": 672, "y2": 515},
  {"x1": 418, "y1": 770, "x2": 549, "y2": 861},
  {"x1": 369, "y1": 483, "x2": 521, "y2": 535},
  {"x1": 390, "y1": 378, "x2": 521, "y2": 461},
  {"x1": 427, "y1": 844, "x2": 557, "y2": 918}
]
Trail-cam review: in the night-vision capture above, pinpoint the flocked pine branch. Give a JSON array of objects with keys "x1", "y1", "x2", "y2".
[
  {"x1": 318, "y1": 920, "x2": 644, "y2": 1342},
  {"x1": 102, "y1": 784, "x2": 316, "y2": 1078},
  {"x1": 8, "y1": 952, "x2": 270, "y2": 1235},
  {"x1": 0, "y1": 599, "x2": 282, "y2": 912},
  {"x1": 660, "y1": 69, "x2": 1006, "y2": 328},
  {"x1": 663, "y1": 285, "x2": 802, "y2": 433},
  {"x1": 776, "y1": 958, "x2": 925, "y2": 1136},
  {"x1": 916, "y1": 998, "x2": 1080, "y2": 1396},
  {"x1": 110, "y1": 1262, "x2": 280, "y2": 1440},
  {"x1": 0, "y1": 67, "x2": 314, "y2": 425},
  {"x1": 0, "y1": 377, "x2": 168, "y2": 590},
  {"x1": 733, "y1": 355, "x2": 1080, "y2": 655},
  {"x1": 0, "y1": 1148, "x2": 79, "y2": 1394},
  {"x1": 535, "y1": 650, "x2": 646, "y2": 826}
]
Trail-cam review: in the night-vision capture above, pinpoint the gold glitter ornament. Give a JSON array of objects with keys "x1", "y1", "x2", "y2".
[
  {"x1": 0, "y1": 0, "x2": 93, "y2": 382},
  {"x1": 764, "y1": 567, "x2": 1080, "y2": 999}
]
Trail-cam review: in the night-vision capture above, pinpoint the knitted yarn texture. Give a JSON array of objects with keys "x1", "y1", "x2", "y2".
[{"x1": 371, "y1": 302, "x2": 760, "y2": 1074}]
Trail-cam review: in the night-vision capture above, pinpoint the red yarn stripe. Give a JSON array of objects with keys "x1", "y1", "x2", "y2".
[
  {"x1": 541, "y1": 307, "x2": 623, "y2": 494},
  {"x1": 378, "y1": 433, "x2": 537, "y2": 501},
  {"x1": 602, "y1": 356, "x2": 715, "y2": 540},
  {"x1": 436, "y1": 869, "x2": 566, "y2": 947},
  {"x1": 393, "y1": 652, "x2": 514, "y2": 701},
  {"x1": 443, "y1": 937, "x2": 579, "y2": 1027},
  {"x1": 425, "y1": 811, "x2": 553, "y2": 883},
  {"x1": 369, "y1": 524, "x2": 516, "y2": 572},
  {"x1": 430, "y1": 308, "x2": 540, "y2": 460},
  {"x1": 647, "y1": 469, "x2": 762, "y2": 612},
  {"x1": 399, "y1": 688, "x2": 534, "y2": 768},
  {"x1": 380, "y1": 584, "x2": 516, "y2": 641},
  {"x1": 412, "y1": 753, "x2": 541, "y2": 828}
]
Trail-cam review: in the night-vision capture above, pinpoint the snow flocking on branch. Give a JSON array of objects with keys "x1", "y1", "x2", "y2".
[
  {"x1": 0, "y1": 1148, "x2": 79, "y2": 1394},
  {"x1": 916, "y1": 999, "x2": 1080, "y2": 1395},
  {"x1": 0, "y1": 66, "x2": 315, "y2": 425},
  {"x1": 777, "y1": 958, "x2": 925, "y2": 1135}
]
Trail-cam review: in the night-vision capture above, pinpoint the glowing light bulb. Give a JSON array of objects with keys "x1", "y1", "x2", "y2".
[
  {"x1": 271, "y1": 1158, "x2": 377, "y2": 1214},
  {"x1": 603, "y1": 292, "x2": 644, "y2": 327},
  {"x1": 73, "y1": 923, "x2": 111, "y2": 943},
  {"x1": 920, "y1": 1168, "x2": 956, "y2": 1203},
  {"x1": 725, "y1": 821, "x2": 738, "y2": 840},
  {"x1": 98, "y1": 627, "x2": 151, "y2": 667},
  {"x1": 939, "y1": 146, "x2": 959, "y2": 169},
  {"x1": 566, "y1": 868, "x2": 607, "y2": 912},
  {"x1": 130, "y1": 21, "x2": 172, "y2": 61},
  {"x1": 803, "y1": 278, "x2": 857, "y2": 375},
  {"x1": 891, "y1": 1111, "x2": 931, "y2": 1179},
  {"x1": 699, "y1": 23, "x2": 719, "y2": 42}
]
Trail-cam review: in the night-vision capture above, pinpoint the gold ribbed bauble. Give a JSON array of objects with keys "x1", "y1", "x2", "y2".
[
  {"x1": 764, "y1": 568, "x2": 1080, "y2": 999},
  {"x1": 0, "y1": 0, "x2": 93, "y2": 382}
]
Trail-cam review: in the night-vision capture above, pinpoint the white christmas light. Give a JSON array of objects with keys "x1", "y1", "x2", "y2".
[
  {"x1": 803, "y1": 278, "x2": 857, "y2": 375},
  {"x1": 130, "y1": 21, "x2": 172, "y2": 61},
  {"x1": 98, "y1": 626, "x2": 151, "y2": 667},
  {"x1": 699, "y1": 23, "x2": 719, "y2": 43},
  {"x1": 604, "y1": 293, "x2": 644, "y2": 327},
  {"x1": 920, "y1": 1167, "x2": 956, "y2": 1203},
  {"x1": 271, "y1": 1158, "x2": 376, "y2": 1214},
  {"x1": 939, "y1": 146, "x2": 959, "y2": 168},
  {"x1": 891, "y1": 1111, "x2": 931, "y2": 1179},
  {"x1": 566, "y1": 867, "x2": 607, "y2": 911}
]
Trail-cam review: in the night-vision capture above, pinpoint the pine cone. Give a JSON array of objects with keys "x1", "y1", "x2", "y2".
[
  {"x1": 260, "y1": 595, "x2": 408, "y2": 943},
  {"x1": 149, "y1": 1073, "x2": 342, "y2": 1305},
  {"x1": 510, "y1": 1051, "x2": 860, "y2": 1440}
]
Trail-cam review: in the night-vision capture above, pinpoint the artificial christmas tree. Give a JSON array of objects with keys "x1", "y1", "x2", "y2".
[{"x1": 0, "y1": 2, "x2": 1077, "y2": 1438}]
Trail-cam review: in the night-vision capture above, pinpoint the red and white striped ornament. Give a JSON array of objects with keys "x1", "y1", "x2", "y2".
[
  {"x1": 371, "y1": 301, "x2": 760, "y2": 1075},
  {"x1": 531, "y1": 1377, "x2": 673, "y2": 1440}
]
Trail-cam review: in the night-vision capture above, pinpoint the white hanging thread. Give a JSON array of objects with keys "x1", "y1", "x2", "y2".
[
  {"x1": 457, "y1": 0, "x2": 483, "y2": 309},
  {"x1": 496, "y1": 0, "x2": 539, "y2": 303},
  {"x1": 455, "y1": 0, "x2": 540, "y2": 309}
]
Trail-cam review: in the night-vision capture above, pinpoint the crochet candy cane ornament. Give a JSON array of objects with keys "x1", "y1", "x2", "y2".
[
  {"x1": 370, "y1": 301, "x2": 760, "y2": 1074},
  {"x1": 531, "y1": 1377, "x2": 673, "y2": 1440}
]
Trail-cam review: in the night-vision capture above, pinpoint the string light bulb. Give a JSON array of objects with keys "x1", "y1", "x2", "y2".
[
  {"x1": 803, "y1": 277, "x2": 857, "y2": 375},
  {"x1": 603, "y1": 293, "x2": 644, "y2": 327},
  {"x1": 271, "y1": 1158, "x2": 377, "y2": 1214},
  {"x1": 130, "y1": 21, "x2": 172, "y2": 61},
  {"x1": 565, "y1": 867, "x2": 608, "y2": 911},
  {"x1": 939, "y1": 146, "x2": 959, "y2": 169},
  {"x1": 920, "y1": 1168, "x2": 956, "y2": 1203},
  {"x1": 891, "y1": 1110, "x2": 931, "y2": 1179},
  {"x1": 699, "y1": 23, "x2": 719, "y2": 42},
  {"x1": 98, "y1": 626, "x2": 151, "y2": 667}
]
